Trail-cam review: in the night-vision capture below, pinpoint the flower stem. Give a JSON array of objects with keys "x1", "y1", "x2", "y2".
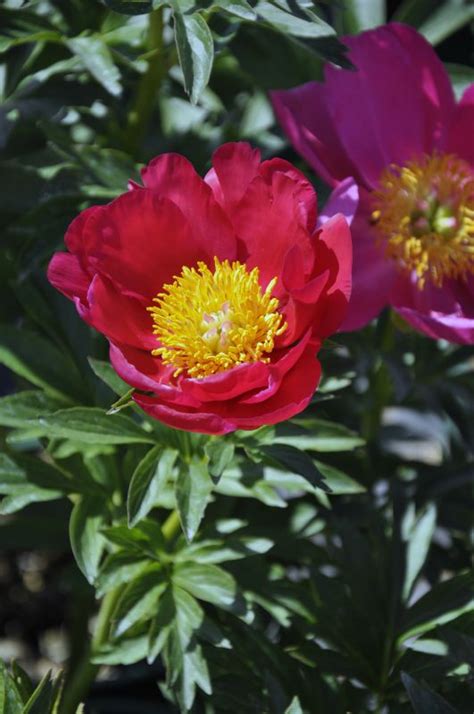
[
  {"x1": 162, "y1": 508, "x2": 181, "y2": 541},
  {"x1": 124, "y1": 6, "x2": 165, "y2": 157},
  {"x1": 60, "y1": 587, "x2": 121, "y2": 714}
]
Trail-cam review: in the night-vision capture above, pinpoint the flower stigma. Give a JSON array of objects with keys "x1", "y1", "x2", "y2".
[
  {"x1": 371, "y1": 153, "x2": 474, "y2": 288},
  {"x1": 148, "y1": 258, "x2": 287, "y2": 378}
]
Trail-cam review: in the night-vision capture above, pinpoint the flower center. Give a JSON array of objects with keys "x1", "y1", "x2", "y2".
[
  {"x1": 148, "y1": 258, "x2": 287, "y2": 378},
  {"x1": 371, "y1": 153, "x2": 474, "y2": 289}
]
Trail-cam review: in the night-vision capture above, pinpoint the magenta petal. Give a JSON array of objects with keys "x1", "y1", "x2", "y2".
[
  {"x1": 445, "y1": 85, "x2": 474, "y2": 165},
  {"x1": 395, "y1": 307, "x2": 474, "y2": 344},
  {"x1": 391, "y1": 274, "x2": 474, "y2": 344},
  {"x1": 340, "y1": 192, "x2": 396, "y2": 331},
  {"x1": 318, "y1": 178, "x2": 359, "y2": 228},
  {"x1": 271, "y1": 82, "x2": 355, "y2": 187}
]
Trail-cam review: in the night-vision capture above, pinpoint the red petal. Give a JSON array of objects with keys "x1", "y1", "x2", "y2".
[
  {"x1": 47, "y1": 252, "x2": 90, "y2": 302},
  {"x1": 84, "y1": 190, "x2": 203, "y2": 300},
  {"x1": 141, "y1": 152, "x2": 236, "y2": 260},
  {"x1": 259, "y1": 157, "x2": 317, "y2": 231},
  {"x1": 77, "y1": 274, "x2": 155, "y2": 350},
  {"x1": 204, "y1": 142, "x2": 262, "y2": 213}
]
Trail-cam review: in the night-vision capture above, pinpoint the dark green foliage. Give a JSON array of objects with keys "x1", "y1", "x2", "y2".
[{"x1": 0, "y1": 1, "x2": 473, "y2": 713}]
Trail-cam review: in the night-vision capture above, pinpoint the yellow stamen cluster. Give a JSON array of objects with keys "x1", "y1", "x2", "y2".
[
  {"x1": 148, "y1": 258, "x2": 286, "y2": 379},
  {"x1": 371, "y1": 153, "x2": 474, "y2": 289}
]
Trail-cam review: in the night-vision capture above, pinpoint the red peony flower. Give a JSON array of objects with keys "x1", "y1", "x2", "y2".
[
  {"x1": 48, "y1": 143, "x2": 352, "y2": 434},
  {"x1": 272, "y1": 24, "x2": 474, "y2": 343}
]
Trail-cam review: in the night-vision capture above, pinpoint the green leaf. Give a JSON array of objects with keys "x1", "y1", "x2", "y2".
[
  {"x1": 23, "y1": 672, "x2": 53, "y2": 714},
  {"x1": 148, "y1": 585, "x2": 176, "y2": 662},
  {"x1": 213, "y1": 0, "x2": 256, "y2": 20},
  {"x1": 0, "y1": 660, "x2": 23, "y2": 713},
  {"x1": 260, "y1": 444, "x2": 329, "y2": 492},
  {"x1": 285, "y1": 696, "x2": 304, "y2": 714},
  {"x1": 401, "y1": 672, "x2": 459, "y2": 714},
  {"x1": 256, "y1": 1, "x2": 336, "y2": 38},
  {"x1": 0, "y1": 452, "x2": 84, "y2": 514},
  {"x1": 102, "y1": 521, "x2": 165, "y2": 557},
  {"x1": 313, "y1": 461, "x2": 365, "y2": 495},
  {"x1": 39, "y1": 408, "x2": 154, "y2": 444},
  {"x1": 341, "y1": 0, "x2": 385, "y2": 32},
  {"x1": 66, "y1": 34, "x2": 122, "y2": 96},
  {"x1": 88, "y1": 358, "x2": 129, "y2": 396},
  {"x1": 174, "y1": 11, "x2": 214, "y2": 104},
  {"x1": 392, "y1": 0, "x2": 436, "y2": 25},
  {"x1": 399, "y1": 573, "x2": 474, "y2": 641},
  {"x1": 9, "y1": 661, "x2": 33, "y2": 703},
  {"x1": 113, "y1": 565, "x2": 167, "y2": 636},
  {"x1": 176, "y1": 454, "x2": 213, "y2": 541},
  {"x1": 128, "y1": 446, "x2": 178, "y2": 527},
  {"x1": 92, "y1": 634, "x2": 149, "y2": 664},
  {"x1": 418, "y1": 1, "x2": 474, "y2": 45},
  {"x1": 0, "y1": 326, "x2": 82, "y2": 403},
  {"x1": 204, "y1": 437, "x2": 235, "y2": 481},
  {"x1": 0, "y1": 391, "x2": 66, "y2": 428},
  {"x1": 231, "y1": 23, "x2": 325, "y2": 90},
  {"x1": 175, "y1": 535, "x2": 273, "y2": 564},
  {"x1": 69, "y1": 496, "x2": 107, "y2": 584},
  {"x1": 446, "y1": 62, "x2": 474, "y2": 100},
  {"x1": 102, "y1": 0, "x2": 153, "y2": 14},
  {"x1": 96, "y1": 551, "x2": 149, "y2": 597},
  {"x1": 173, "y1": 562, "x2": 238, "y2": 609},
  {"x1": 403, "y1": 503, "x2": 437, "y2": 600},
  {"x1": 277, "y1": 418, "x2": 364, "y2": 451}
]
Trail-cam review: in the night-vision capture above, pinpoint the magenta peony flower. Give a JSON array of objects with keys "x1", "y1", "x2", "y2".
[{"x1": 272, "y1": 23, "x2": 474, "y2": 343}]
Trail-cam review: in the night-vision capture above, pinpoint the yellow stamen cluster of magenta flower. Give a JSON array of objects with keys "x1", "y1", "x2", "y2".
[
  {"x1": 371, "y1": 153, "x2": 474, "y2": 289},
  {"x1": 148, "y1": 258, "x2": 287, "y2": 379}
]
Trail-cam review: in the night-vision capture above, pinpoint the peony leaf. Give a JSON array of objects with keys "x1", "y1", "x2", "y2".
[
  {"x1": 127, "y1": 446, "x2": 178, "y2": 527},
  {"x1": 173, "y1": 562, "x2": 238, "y2": 610},
  {"x1": 112, "y1": 565, "x2": 167, "y2": 637},
  {"x1": 260, "y1": 444, "x2": 330, "y2": 492},
  {"x1": 255, "y1": 1, "x2": 336, "y2": 38},
  {"x1": 173, "y1": 11, "x2": 214, "y2": 104},
  {"x1": 403, "y1": 503, "x2": 437, "y2": 600},
  {"x1": 213, "y1": 0, "x2": 256, "y2": 20},
  {"x1": 66, "y1": 34, "x2": 122, "y2": 96},
  {"x1": 101, "y1": 0, "x2": 153, "y2": 14},
  {"x1": 399, "y1": 572, "x2": 474, "y2": 642},
  {"x1": 38, "y1": 408, "x2": 154, "y2": 445},
  {"x1": 0, "y1": 326, "x2": 83, "y2": 404},
  {"x1": 418, "y1": 2, "x2": 474, "y2": 46},
  {"x1": 0, "y1": 391, "x2": 66, "y2": 428},
  {"x1": 88, "y1": 358, "x2": 129, "y2": 396},
  {"x1": 401, "y1": 672, "x2": 459, "y2": 714},
  {"x1": 285, "y1": 697, "x2": 304, "y2": 714},
  {"x1": 69, "y1": 496, "x2": 107, "y2": 584},
  {"x1": 176, "y1": 455, "x2": 214, "y2": 541},
  {"x1": 341, "y1": 0, "x2": 385, "y2": 32}
]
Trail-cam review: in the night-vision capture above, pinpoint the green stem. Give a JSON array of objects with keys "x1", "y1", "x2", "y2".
[
  {"x1": 60, "y1": 587, "x2": 121, "y2": 714},
  {"x1": 162, "y1": 508, "x2": 181, "y2": 541},
  {"x1": 124, "y1": 7, "x2": 165, "y2": 156},
  {"x1": 60, "y1": 509, "x2": 181, "y2": 713}
]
